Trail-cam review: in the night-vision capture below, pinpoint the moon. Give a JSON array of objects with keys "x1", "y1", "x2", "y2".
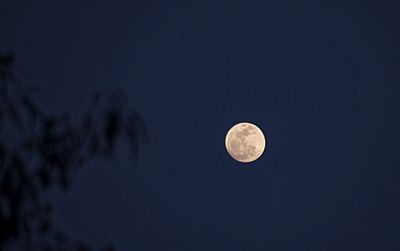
[{"x1": 225, "y1": 122, "x2": 266, "y2": 163}]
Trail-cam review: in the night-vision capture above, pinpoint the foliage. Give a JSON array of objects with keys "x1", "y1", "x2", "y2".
[{"x1": 0, "y1": 51, "x2": 148, "y2": 251}]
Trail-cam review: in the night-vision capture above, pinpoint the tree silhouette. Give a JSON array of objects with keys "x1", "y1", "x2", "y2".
[{"x1": 0, "y1": 51, "x2": 148, "y2": 251}]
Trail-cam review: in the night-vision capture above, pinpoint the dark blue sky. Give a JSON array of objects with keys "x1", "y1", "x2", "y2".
[{"x1": 2, "y1": 0, "x2": 400, "y2": 250}]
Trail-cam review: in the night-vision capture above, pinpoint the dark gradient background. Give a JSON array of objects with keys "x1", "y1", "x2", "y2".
[{"x1": 1, "y1": 0, "x2": 400, "y2": 250}]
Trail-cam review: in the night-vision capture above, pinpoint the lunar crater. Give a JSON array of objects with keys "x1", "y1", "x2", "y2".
[{"x1": 225, "y1": 122, "x2": 265, "y2": 163}]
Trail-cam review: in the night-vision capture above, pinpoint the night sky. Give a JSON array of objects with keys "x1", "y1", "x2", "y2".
[{"x1": 2, "y1": 0, "x2": 400, "y2": 250}]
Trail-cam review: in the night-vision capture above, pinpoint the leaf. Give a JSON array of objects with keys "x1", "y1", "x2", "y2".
[
  {"x1": 81, "y1": 113, "x2": 92, "y2": 135},
  {"x1": 103, "y1": 109, "x2": 121, "y2": 152},
  {"x1": 36, "y1": 167, "x2": 51, "y2": 189},
  {"x1": 22, "y1": 96, "x2": 39, "y2": 128},
  {"x1": 7, "y1": 103, "x2": 22, "y2": 129},
  {"x1": 38, "y1": 219, "x2": 51, "y2": 234},
  {"x1": 59, "y1": 172, "x2": 70, "y2": 191},
  {"x1": 0, "y1": 51, "x2": 15, "y2": 67},
  {"x1": 77, "y1": 243, "x2": 91, "y2": 251},
  {"x1": 53, "y1": 231, "x2": 68, "y2": 244}
]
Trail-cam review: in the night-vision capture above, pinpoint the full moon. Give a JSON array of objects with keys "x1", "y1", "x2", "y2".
[{"x1": 225, "y1": 122, "x2": 266, "y2": 163}]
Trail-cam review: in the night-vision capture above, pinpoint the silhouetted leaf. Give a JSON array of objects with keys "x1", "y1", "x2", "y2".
[
  {"x1": 37, "y1": 167, "x2": 51, "y2": 188},
  {"x1": 81, "y1": 113, "x2": 92, "y2": 135},
  {"x1": 7, "y1": 103, "x2": 22, "y2": 129},
  {"x1": 53, "y1": 231, "x2": 67, "y2": 244},
  {"x1": 0, "y1": 51, "x2": 15, "y2": 82},
  {"x1": 77, "y1": 243, "x2": 91, "y2": 251},
  {"x1": 104, "y1": 109, "x2": 121, "y2": 153},
  {"x1": 0, "y1": 51, "x2": 15, "y2": 67},
  {"x1": 21, "y1": 96, "x2": 39, "y2": 127},
  {"x1": 38, "y1": 219, "x2": 51, "y2": 234},
  {"x1": 59, "y1": 172, "x2": 70, "y2": 191}
]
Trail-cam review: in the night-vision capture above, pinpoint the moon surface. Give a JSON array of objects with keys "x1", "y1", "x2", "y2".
[{"x1": 225, "y1": 122, "x2": 266, "y2": 163}]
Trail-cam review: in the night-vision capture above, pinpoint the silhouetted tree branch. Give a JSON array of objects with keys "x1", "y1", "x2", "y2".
[{"x1": 0, "y1": 51, "x2": 148, "y2": 251}]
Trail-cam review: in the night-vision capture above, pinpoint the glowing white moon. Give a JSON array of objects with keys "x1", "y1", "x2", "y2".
[{"x1": 225, "y1": 122, "x2": 266, "y2": 163}]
